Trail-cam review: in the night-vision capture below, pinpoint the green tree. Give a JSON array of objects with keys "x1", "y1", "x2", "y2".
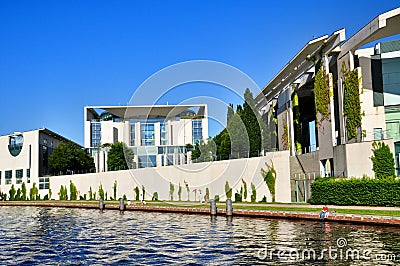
[
  {"x1": 107, "y1": 142, "x2": 135, "y2": 171},
  {"x1": 169, "y1": 182, "x2": 175, "y2": 201},
  {"x1": 49, "y1": 142, "x2": 95, "y2": 175},
  {"x1": 251, "y1": 183, "x2": 257, "y2": 203},
  {"x1": 89, "y1": 186, "x2": 93, "y2": 200},
  {"x1": 70, "y1": 180, "x2": 78, "y2": 200},
  {"x1": 30, "y1": 183, "x2": 39, "y2": 200},
  {"x1": 21, "y1": 182, "x2": 27, "y2": 201},
  {"x1": 98, "y1": 183, "x2": 105, "y2": 200},
  {"x1": 59, "y1": 185, "x2": 68, "y2": 200},
  {"x1": 227, "y1": 113, "x2": 249, "y2": 158},
  {"x1": 16, "y1": 188, "x2": 21, "y2": 201},
  {"x1": 242, "y1": 88, "x2": 262, "y2": 157},
  {"x1": 178, "y1": 183, "x2": 182, "y2": 201},
  {"x1": 225, "y1": 181, "x2": 232, "y2": 199},
  {"x1": 371, "y1": 141, "x2": 395, "y2": 179},
  {"x1": 134, "y1": 186, "x2": 140, "y2": 201},
  {"x1": 9, "y1": 185, "x2": 16, "y2": 201},
  {"x1": 242, "y1": 179, "x2": 248, "y2": 201},
  {"x1": 113, "y1": 181, "x2": 117, "y2": 200},
  {"x1": 214, "y1": 128, "x2": 231, "y2": 160}
]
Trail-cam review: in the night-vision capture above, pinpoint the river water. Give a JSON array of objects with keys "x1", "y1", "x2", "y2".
[{"x1": 0, "y1": 206, "x2": 399, "y2": 265}]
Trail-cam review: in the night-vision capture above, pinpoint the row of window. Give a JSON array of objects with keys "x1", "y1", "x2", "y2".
[
  {"x1": 92, "y1": 119, "x2": 203, "y2": 147},
  {"x1": 0, "y1": 169, "x2": 30, "y2": 185},
  {"x1": 138, "y1": 154, "x2": 188, "y2": 168}
]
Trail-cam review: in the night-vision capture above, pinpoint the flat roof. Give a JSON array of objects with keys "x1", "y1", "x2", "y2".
[
  {"x1": 339, "y1": 7, "x2": 400, "y2": 58},
  {"x1": 255, "y1": 29, "x2": 345, "y2": 108},
  {"x1": 86, "y1": 104, "x2": 207, "y2": 119}
]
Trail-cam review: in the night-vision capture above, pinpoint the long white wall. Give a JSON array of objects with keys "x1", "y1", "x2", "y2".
[{"x1": 50, "y1": 151, "x2": 291, "y2": 202}]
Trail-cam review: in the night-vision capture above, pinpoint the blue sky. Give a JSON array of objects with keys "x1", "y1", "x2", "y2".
[{"x1": 1, "y1": 1, "x2": 399, "y2": 145}]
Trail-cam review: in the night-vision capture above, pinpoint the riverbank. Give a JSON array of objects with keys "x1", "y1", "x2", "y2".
[{"x1": 1, "y1": 200, "x2": 400, "y2": 227}]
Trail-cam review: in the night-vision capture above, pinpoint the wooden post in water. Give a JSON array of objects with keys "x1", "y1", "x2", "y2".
[
  {"x1": 99, "y1": 198, "x2": 105, "y2": 212},
  {"x1": 210, "y1": 199, "x2": 217, "y2": 215},
  {"x1": 226, "y1": 199, "x2": 233, "y2": 216},
  {"x1": 119, "y1": 198, "x2": 125, "y2": 212}
]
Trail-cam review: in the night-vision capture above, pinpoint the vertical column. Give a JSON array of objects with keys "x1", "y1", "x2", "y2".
[{"x1": 135, "y1": 122, "x2": 141, "y2": 146}]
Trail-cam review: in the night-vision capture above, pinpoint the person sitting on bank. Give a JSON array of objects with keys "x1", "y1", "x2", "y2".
[{"x1": 320, "y1": 205, "x2": 329, "y2": 219}]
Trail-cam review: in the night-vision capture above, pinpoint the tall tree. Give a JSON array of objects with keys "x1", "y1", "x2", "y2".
[
  {"x1": 49, "y1": 142, "x2": 95, "y2": 175},
  {"x1": 107, "y1": 142, "x2": 135, "y2": 171},
  {"x1": 214, "y1": 128, "x2": 231, "y2": 160},
  {"x1": 227, "y1": 112, "x2": 249, "y2": 158},
  {"x1": 242, "y1": 88, "x2": 262, "y2": 157}
]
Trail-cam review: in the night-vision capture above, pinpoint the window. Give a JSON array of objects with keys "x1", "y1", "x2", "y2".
[
  {"x1": 39, "y1": 177, "x2": 49, "y2": 190},
  {"x1": 16, "y1": 169, "x2": 23, "y2": 184},
  {"x1": 5, "y1": 170, "x2": 12, "y2": 185},
  {"x1": 91, "y1": 121, "x2": 101, "y2": 147},
  {"x1": 26, "y1": 169, "x2": 30, "y2": 183},
  {"x1": 8, "y1": 135, "x2": 23, "y2": 157},
  {"x1": 141, "y1": 123, "x2": 155, "y2": 146},
  {"x1": 373, "y1": 128, "x2": 383, "y2": 140},
  {"x1": 167, "y1": 155, "x2": 174, "y2": 166},
  {"x1": 160, "y1": 123, "x2": 168, "y2": 145},
  {"x1": 192, "y1": 120, "x2": 203, "y2": 144},
  {"x1": 138, "y1": 155, "x2": 156, "y2": 168}
]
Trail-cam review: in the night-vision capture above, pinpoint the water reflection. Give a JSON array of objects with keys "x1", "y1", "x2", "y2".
[{"x1": 0, "y1": 206, "x2": 398, "y2": 265}]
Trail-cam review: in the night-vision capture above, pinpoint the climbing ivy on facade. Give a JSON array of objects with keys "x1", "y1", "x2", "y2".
[
  {"x1": 314, "y1": 64, "x2": 332, "y2": 126},
  {"x1": 281, "y1": 113, "x2": 289, "y2": 150},
  {"x1": 342, "y1": 62, "x2": 363, "y2": 141},
  {"x1": 291, "y1": 90, "x2": 302, "y2": 154}
]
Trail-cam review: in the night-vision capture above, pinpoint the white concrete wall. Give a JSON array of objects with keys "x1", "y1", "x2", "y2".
[
  {"x1": 345, "y1": 139, "x2": 394, "y2": 177},
  {"x1": 50, "y1": 151, "x2": 292, "y2": 202}
]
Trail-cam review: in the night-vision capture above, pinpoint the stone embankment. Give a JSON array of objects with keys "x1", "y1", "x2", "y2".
[{"x1": 1, "y1": 201, "x2": 399, "y2": 226}]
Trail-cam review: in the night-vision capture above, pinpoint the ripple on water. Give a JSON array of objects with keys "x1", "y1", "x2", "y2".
[{"x1": 0, "y1": 206, "x2": 399, "y2": 265}]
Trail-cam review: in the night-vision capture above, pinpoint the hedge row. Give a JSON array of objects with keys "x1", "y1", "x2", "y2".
[{"x1": 310, "y1": 178, "x2": 400, "y2": 206}]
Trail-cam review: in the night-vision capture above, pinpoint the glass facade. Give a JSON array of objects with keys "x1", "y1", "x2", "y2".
[
  {"x1": 141, "y1": 123, "x2": 155, "y2": 146},
  {"x1": 91, "y1": 121, "x2": 101, "y2": 147},
  {"x1": 16, "y1": 169, "x2": 23, "y2": 184},
  {"x1": 192, "y1": 120, "x2": 203, "y2": 144}
]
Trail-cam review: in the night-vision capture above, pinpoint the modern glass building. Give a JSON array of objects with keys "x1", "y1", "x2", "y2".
[{"x1": 84, "y1": 105, "x2": 208, "y2": 171}]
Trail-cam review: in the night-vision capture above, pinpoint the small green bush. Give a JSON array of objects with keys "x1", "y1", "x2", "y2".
[
  {"x1": 225, "y1": 181, "x2": 232, "y2": 199},
  {"x1": 152, "y1": 192, "x2": 159, "y2": 201},
  {"x1": 214, "y1": 195, "x2": 220, "y2": 202},
  {"x1": 234, "y1": 192, "x2": 242, "y2": 202}
]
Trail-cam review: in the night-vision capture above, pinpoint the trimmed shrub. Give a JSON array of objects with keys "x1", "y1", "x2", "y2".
[
  {"x1": 310, "y1": 177, "x2": 400, "y2": 206},
  {"x1": 371, "y1": 141, "x2": 395, "y2": 179}
]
